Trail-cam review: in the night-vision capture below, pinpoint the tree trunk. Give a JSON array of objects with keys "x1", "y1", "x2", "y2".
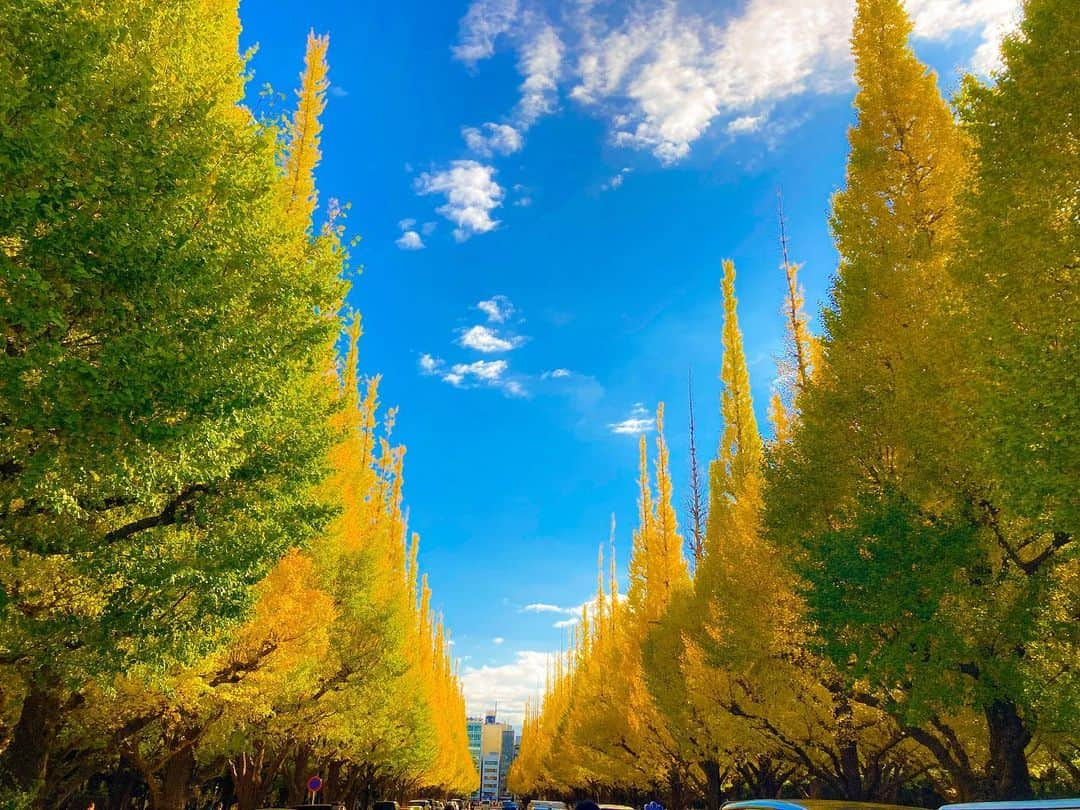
[
  {"x1": 231, "y1": 743, "x2": 287, "y2": 810},
  {"x1": 667, "y1": 765, "x2": 685, "y2": 810},
  {"x1": 325, "y1": 759, "x2": 343, "y2": 803},
  {"x1": 0, "y1": 674, "x2": 64, "y2": 805},
  {"x1": 107, "y1": 758, "x2": 141, "y2": 810},
  {"x1": 838, "y1": 739, "x2": 864, "y2": 800},
  {"x1": 984, "y1": 698, "x2": 1033, "y2": 799},
  {"x1": 287, "y1": 745, "x2": 313, "y2": 805},
  {"x1": 232, "y1": 751, "x2": 262, "y2": 810},
  {"x1": 153, "y1": 744, "x2": 196, "y2": 810},
  {"x1": 700, "y1": 759, "x2": 723, "y2": 810}
]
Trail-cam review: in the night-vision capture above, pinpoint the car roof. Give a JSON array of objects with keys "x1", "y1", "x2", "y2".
[
  {"x1": 724, "y1": 802, "x2": 921, "y2": 810},
  {"x1": 941, "y1": 803, "x2": 1080, "y2": 810}
]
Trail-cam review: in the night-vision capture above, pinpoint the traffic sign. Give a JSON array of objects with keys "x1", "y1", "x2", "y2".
[{"x1": 307, "y1": 775, "x2": 323, "y2": 793}]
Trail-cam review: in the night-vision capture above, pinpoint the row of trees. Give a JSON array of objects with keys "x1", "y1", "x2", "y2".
[
  {"x1": 509, "y1": 0, "x2": 1076, "y2": 805},
  {"x1": 0, "y1": 2, "x2": 476, "y2": 808}
]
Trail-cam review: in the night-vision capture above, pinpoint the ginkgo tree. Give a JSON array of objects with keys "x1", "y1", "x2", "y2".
[
  {"x1": 515, "y1": 0, "x2": 1076, "y2": 803},
  {"x1": 1, "y1": 6, "x2": 475, "y2": 809},
  {"x1": 0, "y1": 0, "x2": 346, "y2": 799}
]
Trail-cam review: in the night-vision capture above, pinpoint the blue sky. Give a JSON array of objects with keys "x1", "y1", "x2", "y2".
[{"x1": 239, "y1": 0, "x2": 1018, "y2": 725}]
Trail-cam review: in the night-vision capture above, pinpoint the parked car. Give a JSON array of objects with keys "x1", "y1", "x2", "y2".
[
  {"x1": 725, "y1": 802, "x2": 920, "y2": 810},
  {"x1": 527, "y1": 801, "x2": 569, "y2": 810},
  {"x1": 941, "y1": 802, "x2": 1080, "y2": 810},
  {"x1": 375, "y1": 802, "x2": 401, "y2": 810},
  {"x1": 599, "y1": 804, "x2": 635, "y2": 810},
  {"x1": 409, "y1": 801, "x2": 433, "y2": 810}
]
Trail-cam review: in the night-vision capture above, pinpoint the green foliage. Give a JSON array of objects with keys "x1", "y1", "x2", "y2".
[
  {"x1": 523, "y1": 0, "x2": 1076, "y2": 804},
  {"x1": 951, "y1": 0, "x2": 1079, "y2": 536},
  {"x1": 797, "y1": 492, "x2": 984, "y2": 717},
  {"x1": 0, "y1": 0, "x2": 345, "y2": 682}
]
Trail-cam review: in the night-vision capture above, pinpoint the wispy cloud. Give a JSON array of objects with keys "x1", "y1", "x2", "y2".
[
  {"x1": 396, "y1": 230, "x2": 425, "y2": 250},
  {"x1": 443, "y1": 358, "x2": 508, "y2": 386},
  {"x1": 395, "y1": 217, "x2": 426, "y2": 250},
  {"x1": 459, "y1": 324, "x2": 524, "y2": 353},
  {"x1": 415, "y1": 161, "x2": 504, "y2": 241},
  {"x1": 477, "y1": 295, "x2": 515, "y2": 323},
  {"x1": 541, "y1": 368, "x2": 572, "y2": 379},
  {"x1": 420, "y1": 298, "x2": 529, "y2": 396},
  {"x1": 522, "y1": 595, "x2": 627, "y2": 628},
  {"x1": 464, "y1": 122, "x2": 524, "y2": 157},
  {"x1": 492, "y1": 636, "x2": 505, "y2": 645},
  {"x1": 453, "y1": 0, "x2": 519, "y2": 66},
  {"x1": 602, "y1": 167, "x2": 632, "y2": 191},
  {"x1": 441, "y1": 359, "x2": 527, "y2": 397},
  {"x1": 907, "y1": 0, "x2": 1021, "y2": 74},
  {"x1": 451, "y1": 0, "x2": 1021, "y2": 164},
  {"x1": 609, "y1": 402, "x2": 655, "y2": 435},
  {"x1": 419, "y1": 353, "x2": 444, "y2": 375},
  {"x1": 514, "y1": 23, "x2": 563, "y2": 129},
  {"x1": 727, "y1": 114, "x2": 766, "y2": 135}
]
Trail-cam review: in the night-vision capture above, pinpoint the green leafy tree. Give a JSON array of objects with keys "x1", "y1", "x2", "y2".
[
  {"x1": 765, "y1": 0, "x2": 1074, "y2": 799},
  {"x1": 0, "y1": 1, "x2": 346, "y2": 799},
  {"x1": 948, "y1": 0, "x2": 1079, "y2": 786}
]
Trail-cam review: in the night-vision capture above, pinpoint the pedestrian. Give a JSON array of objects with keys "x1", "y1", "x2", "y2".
[{"x1": 86, "y1": 803, "x2": 95, "y2": 810}]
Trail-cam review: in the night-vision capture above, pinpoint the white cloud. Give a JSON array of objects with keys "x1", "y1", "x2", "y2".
[
  {"x1": 463, "y1": 122, "x2": 525, "y2": 157},
  {"x1": 461, "y1": 649, "x2": 551, "y2": 727},
  {"x1": 492, "y1": 636, "x2": 505, "y2": 645},
  {"x1": 523, "y1": 595, "x2": 629, "y2": 628},
  {"x1": 503, "y1": 380, "x2": 527, "y2": 398},
  {"x1": 450, "y1": 0, "x2": 1020, "y2": 165},
  {"x1": 727, "y1": 114, "x2": 766, "y2": 135},
  {"x1": 396, "y1": 217, "x2": 426, "y2": 250},
  {"x1": 515, "y1": 24, "x2": 563, "y2": 128},
  {"x1": 542, "y1": 368, "x2": 572, "y2": 379},
  {"x1": 477, "y1": 295, "x2": 515, "y2": 323},
  {"x1": 446, "y1": 359, "x2": 507, "y2": 384},
  {"x1": 415, "y1": 161, "x2": 504, "y2": 241},
  {"x1": 602, "y1": 167, "x2": 631, "y2": 191},
  {"x1": 609, "y1": 402, "x2": 655, "y2": 435},
  {"x1": 453, "y1": 0, "x2": 519, "y2": 66},
  {"x1": 396, "y1": 230, "x2": 425, "y2": 250},
  {"x1": 421, "y1": 299, "x2": 528, "y2": 396},
  {"x1": 440, "y1": 359, "x2": 525, "y2": 396},
  {"x1": 421, "y1": 221, "x2": 438, "y2": 236},
  {"x1": 906, "y1": 0, "x2": 1020, "y2": 74},
  {"x1": 419, "y1": 353, "x2": 443, "y2": 375},
  {"x1": 459, "y1": 324, "x2": 523, "y2": 353}
]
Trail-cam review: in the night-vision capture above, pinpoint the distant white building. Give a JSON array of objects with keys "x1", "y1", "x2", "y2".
[{"x1": 480, "y1": 752, "x2": 501, "y2": 800}]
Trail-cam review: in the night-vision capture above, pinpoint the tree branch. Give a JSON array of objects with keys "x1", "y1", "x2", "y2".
[{"x1": 102, "y1": 484, "x2": 210, "y2": 543}]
